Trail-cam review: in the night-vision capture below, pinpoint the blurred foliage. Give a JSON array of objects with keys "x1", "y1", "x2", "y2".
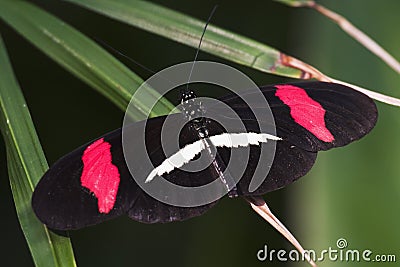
[{"x1": 288, "y1": 0, "x2": 400, "y2": 266}]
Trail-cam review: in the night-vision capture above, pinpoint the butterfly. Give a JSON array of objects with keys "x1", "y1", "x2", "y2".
[{"x1": 32, "y1": 81, "x2": 377, "y2": 230}]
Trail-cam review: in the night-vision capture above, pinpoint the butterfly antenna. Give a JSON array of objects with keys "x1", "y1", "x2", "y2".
[
  {"x1": 185, "y1": 5, "x2": 218, "y2": 93},
  {"x1": 95, "y1": 37, "x2": 161, "y2": 77},
  {"x1": 95, "y1": 37, "x2": 177, "y2": 87}
]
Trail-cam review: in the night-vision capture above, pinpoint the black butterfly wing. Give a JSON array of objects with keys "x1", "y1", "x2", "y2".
[
  {"x1": 215, "y1": 81, "x2": 377, "y2": 151},
  {"x1": 209, "y1": 81, "x2": 377, "y2": 195},
  {"x1": 32, "y1": 128, "x2": 135, "y2": 230},
  {"x1": 264, "y1": 81, "x2": 377, "y2": 151},
  {"x1": 32, "y1": 115, "x2": 218, "y2": 230},
  {"x1": 125, "y1": 115, "x2": 220, "y2": 223},
  {"x1": 213, "y1": 139, "x2": 318, "y2": 196}
]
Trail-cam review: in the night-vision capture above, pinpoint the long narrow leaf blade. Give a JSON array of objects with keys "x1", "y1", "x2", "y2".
[
  {"x1": 0, "y1": 0, "x2": 174, "y2": 119},
  {"x1": 0, "y1": 35, "x2": 76, "y2": 267},
  {"x1": 65, "y1": 0, "x2": 305, "y2": 79}
]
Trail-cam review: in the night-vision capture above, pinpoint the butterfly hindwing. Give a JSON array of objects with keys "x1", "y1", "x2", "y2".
[{"x1": 125, "y1": 114, "x2": 219, "y2": 223}]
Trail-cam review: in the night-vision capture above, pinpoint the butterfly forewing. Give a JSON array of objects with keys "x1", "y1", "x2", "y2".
[
  {"x1": 215, "y1": 81, "x2": 377, "y2": 152},
  {"x1": 31, "y1": 129, "x2": 136, "y2": 230}
]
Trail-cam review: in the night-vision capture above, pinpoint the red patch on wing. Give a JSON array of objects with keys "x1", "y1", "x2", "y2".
[
  {"x1": 81, "y1": 138, "x2": 120, "y2": 213},
  {"x1": 275, "y1": 85, "x2": 334, "y2": 142}
]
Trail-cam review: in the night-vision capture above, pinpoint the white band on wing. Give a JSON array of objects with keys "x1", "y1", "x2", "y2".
[{"x1": 145, "y1": 132, "x2": 281, "y2": 183}]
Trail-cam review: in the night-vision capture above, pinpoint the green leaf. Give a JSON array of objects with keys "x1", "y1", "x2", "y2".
[
  {"x1": 0, "y1": 0, "x2": 174, "y2": 119},
  {"x1": 0, "y1": 35, "x2": 76, "y2": 267},
  {"x1": 65, "y1": 0, "x2": 305, "y2": 79}
]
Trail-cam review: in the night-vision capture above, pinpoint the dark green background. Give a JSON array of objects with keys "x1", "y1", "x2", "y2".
[{"x1": 1, "y1": 1, "x2": 399, "y2": 266}]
